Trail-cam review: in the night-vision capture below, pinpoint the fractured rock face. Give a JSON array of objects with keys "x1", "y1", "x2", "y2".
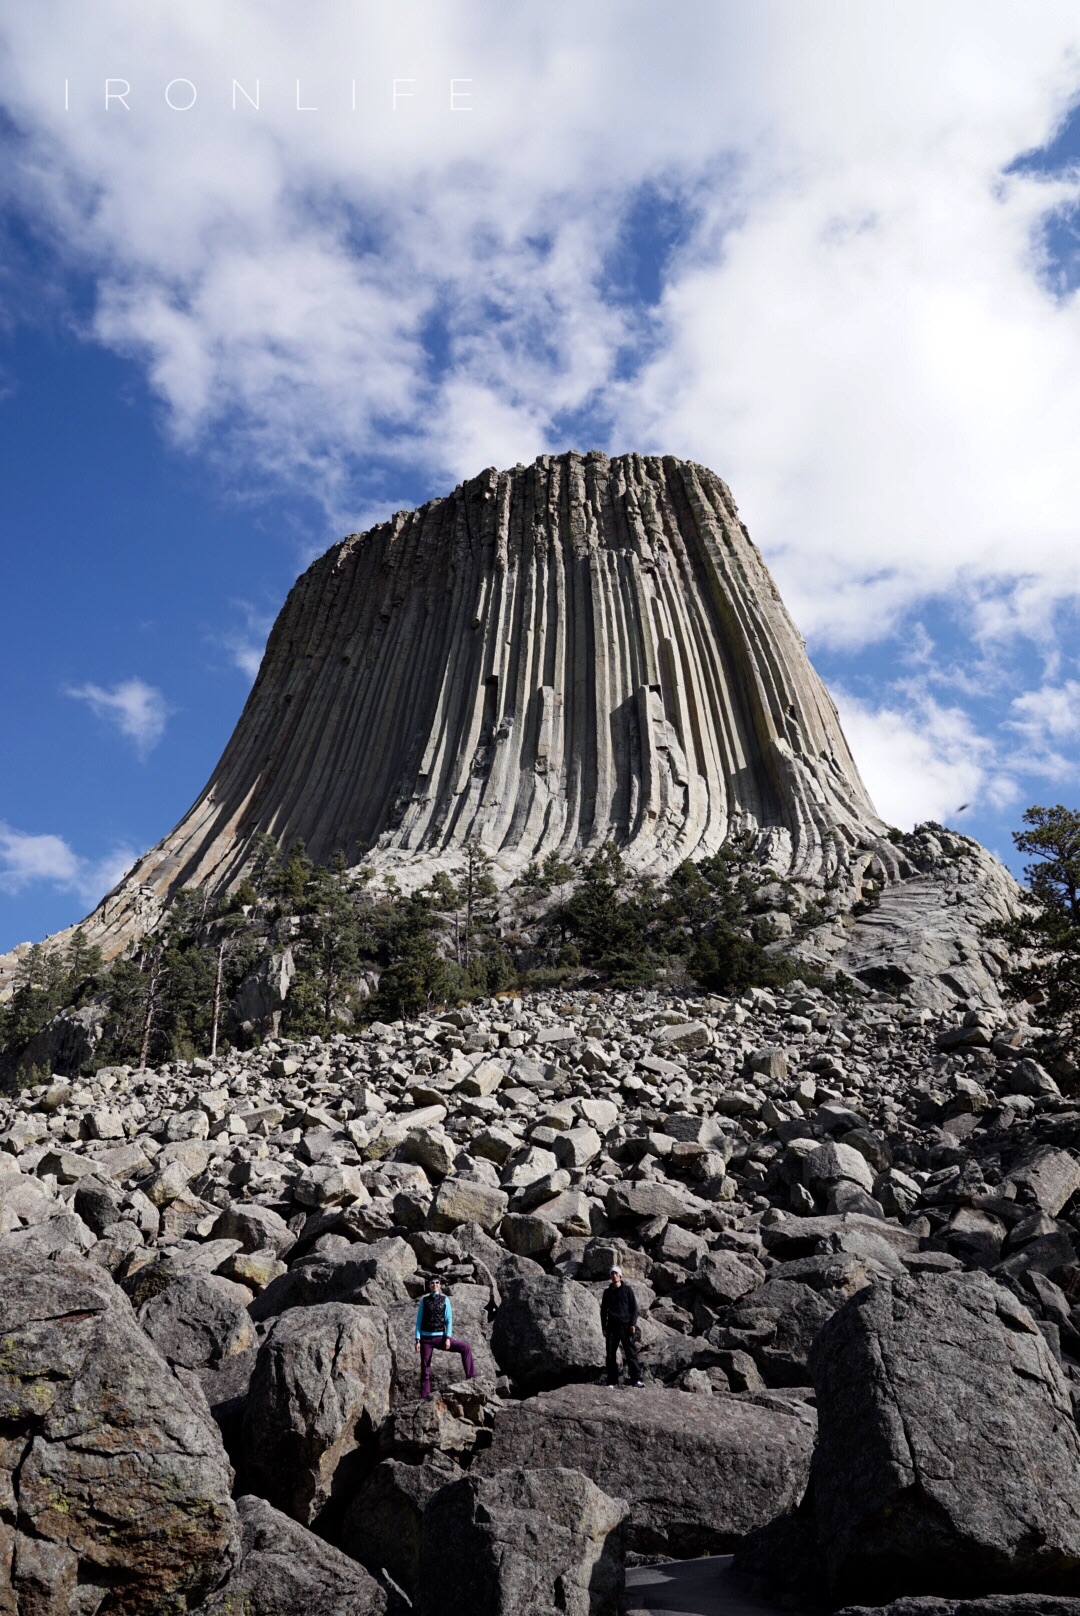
[
  {"x1": 0, "y1": 1245, "x2": 238, "y2": 1616},
  {"x1": 40, "y1": 451, "x2": 891, "y2": 968},
  {"x1": 810, "y1": 1272, "x2": 1080, "y2": 1602}
]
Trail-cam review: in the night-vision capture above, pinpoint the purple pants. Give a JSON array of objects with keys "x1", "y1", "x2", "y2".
[{"x1": 419, "y1": 1336, "x2": 476, "y2": 1397}]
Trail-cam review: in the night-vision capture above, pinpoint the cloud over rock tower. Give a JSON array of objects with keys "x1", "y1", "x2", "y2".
[{"x1": 90, "y1": 453, "x2": 884, "y2": 939}]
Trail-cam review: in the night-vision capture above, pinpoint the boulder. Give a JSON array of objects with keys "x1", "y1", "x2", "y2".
[
  {"x1": 475, "y1": 1382, "x2": 814, "y2": 1555},
  {"x1": 386, "y1": 1284, "x2": 497, "y2": 1401},
  {"x1": 653, "y1": 1021, "x2": 710, "y2": 1053},
  {"x1": 339, "y1": 1456, "x2": 459, "y2": 1593},
  {"x1": 693, "y1": 1249, "x2": 763, "y2": 1306},
  {"x1": 0, "y1": 1244, "x2": 238, "y2": 1615},
  {"x1": 491, "y1": 1274, "x2": 605, "y2": 1392},
  {"x1": 251, "y1": 1242, "x2": 414, "y2": 1321},
  {"x1": 805, "y1": 1140, "x2": 876, "y2": 1196},
  {"x1": 810, "y1": 1272, "x2": 1080, "y2": 1602},
  {"x1": 137, "y1": 1270, "x2": 258, "y2": 1369},
  {"x1": 429, "y1": 1176, "x2": 509, "y2": 1232},
  {"x1": 722, "y1": 1276, "x2": 839, "y2": 1385},
  {"x1": 605, "y1": 1180, "x2": 709, "y2": 1227},
  {"x1": 244, "y1": 1303, "x2": 392, "y2": 1525},
  {"x1": 196, "y1": 1492, "x2": 387, "y2": 1615},
  {"x1": 1008, "y1": 1149, "x2": 1080, "y2": 1218},
  {"x1": 415, "y1": 1466, "x2": 627, "y2": 1616},
  {"x1": 501, "y1": 1211, "x2": 560, "y2": 1259},
  {"x1": 211, "y1": 1201, "x2": 297, "y2": 1257}
]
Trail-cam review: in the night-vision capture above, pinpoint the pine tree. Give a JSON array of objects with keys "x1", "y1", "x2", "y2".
[
  {"x1": 556, "y1": 844, "x2": 657, "y2": 987},
  {"x1": 991, "y1": 804, "x2": 1080, "y2": 1046},
  {"x1": 287, "y1": 851, "x2": 366, "y2": 1033},
  {"x1": 460, "y1": 839, "x2": 497, "y2": 968},
  {"x1": 0, "y1": 943, "x2": 69, "y2": 1062}
]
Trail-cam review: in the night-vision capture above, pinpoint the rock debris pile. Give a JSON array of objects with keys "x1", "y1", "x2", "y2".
[{"x1": 4, "y1": 980, "x2": 1080, "y2": 1614}]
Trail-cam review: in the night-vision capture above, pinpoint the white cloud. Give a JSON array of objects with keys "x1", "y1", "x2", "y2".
[
  {"x1": 0, "y1": 826, "x2": 80, "y2": 891},
  {"x1": 1007, "y1": 676, "x2": 1080, "y2": 775},
  {"x1": 1011, "y1": 677, "x2": 1080, "y2": 740},
  {"x1": 0, "y1": 823, "x2": 135, "y2": 906},
  {"x1": 64, "y1": 677, "x2": 170, "y2": 757},
  {"x1": 0, "y1": 2, "x2": 1075, "y2": 642},
  {"x1": 835, "y1": 688, "x2": 1018, "y2": 830}
]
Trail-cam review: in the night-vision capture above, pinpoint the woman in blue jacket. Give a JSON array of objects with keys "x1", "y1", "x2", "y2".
[{"x1": 414, "y1": 1274, "x2": 477, "y2": 1399}]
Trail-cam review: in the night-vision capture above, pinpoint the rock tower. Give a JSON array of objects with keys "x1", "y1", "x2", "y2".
[
  {"x1": 0, "y1": 452, "x2": 1023, "y2": 1010},
  {"x1": 85, "y1": 452, "x2": 889, "y2": 953}
]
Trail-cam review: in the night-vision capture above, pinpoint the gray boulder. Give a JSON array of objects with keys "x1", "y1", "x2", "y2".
[
  {"x1": 251, "y1": 1241, "x2": 414, "y2": 1321},
  {"x1": 137, "y1": 1270, "x2": 258, "y2": 1368},
  {"x1": 415, "y1": 1466, "x2": 627, "y2": 1616},
  {"x1": 244, "y1": 1302, "x2": 392, "y2": 1525},
  {"x1": 196, "y1": 1493, "x2": 387, "y2": 1615},
  {"x1": 475, "y1": 1382, "x2": 814, "y2": 1555},
  {"x1": 211, "y1": 1201, "x2": 297, "y2": 1257},
  {"x1": 0, "y1": 1244, "x2": 238, "y2": 1616},
  {"x1": 491, "y1": 1273, "x2": 605, "y2": 1391},
  {"x1": 722, "y1": 1276, "x2": 839, "y2": 1385},
  {"x1": 386, "y1": 1284, "x2": 496, "y2": 1401},
  {"x1": 339, "y1": 1456, "x2": 460, "y2": 1593},
  {"x1": 810, "y1": 1272, "x2": 1080, "y2": 1602}
]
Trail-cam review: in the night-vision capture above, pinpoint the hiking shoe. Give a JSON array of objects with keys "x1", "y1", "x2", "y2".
[{"x1": 632, "y1": 1380, "x2": 645, "y2": 1387}]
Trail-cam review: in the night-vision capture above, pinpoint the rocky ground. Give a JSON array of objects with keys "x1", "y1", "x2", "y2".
[{"x1": 4, "y1": 978, "x2": 1080, "y2": 1614}]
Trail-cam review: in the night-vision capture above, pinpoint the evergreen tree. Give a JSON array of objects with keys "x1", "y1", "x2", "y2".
[
  {"x1": 269, "y1": 838, "x2": 313, "y2": 911},
  {"x1": 368, "y1": 888, "x2": 453, "y2": 1020},
  {"x1": 991, "y1": 804, "x2": 1080, "y2": 1045},
  {"x1": 0, "y1": 943, "x2": 69, "y2": 1060},
  {"x1": 460, "y1": 839, "x2": 498, "y2": 968},
  {"x1": 556, "y1": 844, "x2": 657, "y2": 987},
  {"x1": 285, "y1": 851, "x2": 367, "y2": 1034}
]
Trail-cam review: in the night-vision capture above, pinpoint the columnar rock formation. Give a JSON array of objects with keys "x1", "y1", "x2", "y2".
[{"x1": 27, "y1": 452, "x2": 889, "y2": 968}]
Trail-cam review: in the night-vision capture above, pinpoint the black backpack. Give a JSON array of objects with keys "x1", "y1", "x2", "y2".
[{"x1": 421, "y1": 1291, "x2": 448, "y2": 1334}]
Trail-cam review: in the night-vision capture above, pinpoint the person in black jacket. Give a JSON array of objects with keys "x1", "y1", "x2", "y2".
[{"x1": 600, "y1": 1265, "x2": 643, "y2": 1387}]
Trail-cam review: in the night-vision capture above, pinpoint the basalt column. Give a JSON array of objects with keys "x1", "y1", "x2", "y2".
[{"x1": 50, "y1": 452, "x2": 889, "y2": 961}]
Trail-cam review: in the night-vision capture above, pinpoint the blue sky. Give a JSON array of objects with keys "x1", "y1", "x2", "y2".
[{"x1": 2, "y1": 1, "x2": 1080, "y2": 953}]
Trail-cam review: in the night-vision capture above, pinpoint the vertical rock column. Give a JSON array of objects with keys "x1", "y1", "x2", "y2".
[{"x1": 55, "y1": 451, "x2": 888, "y2": 961}]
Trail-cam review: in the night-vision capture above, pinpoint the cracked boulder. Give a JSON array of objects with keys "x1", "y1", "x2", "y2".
[
  {"x1": 243, "y1": 1302, "x2": 392, "y2": 1526},
  {"x1": 810, "y1": 1272, "x2": 1080, "y2": 1603},
  {"x1": 0, "y1": 1244, "x2": 238, "y2": 1616},
  {"x1": 415, "y1": 1465, "x2": 628, "y2": 1616}
]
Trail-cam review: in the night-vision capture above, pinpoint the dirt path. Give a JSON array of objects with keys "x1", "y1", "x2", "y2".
[{"x1": 625, "y1": 1554, "x2": 795, "y2": 1616}]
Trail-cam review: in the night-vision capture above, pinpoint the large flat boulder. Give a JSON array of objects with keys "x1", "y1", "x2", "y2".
[
  {"x1": 475, "y1": 1382, "x2": 814, "y2": 1554},
  {"x1": 810, "y1": 1272, "x2": 1080, "y2": 1602},
  {"x1": 243, "y1": 1302, "x2": 392, "y2": 1526},
  {"x1": 0, "y1": 1244, "x2": 238, "y2": 1615},
  {"x1": 415, "y1": 1465, "x2": 627, "y2": 1616}
]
